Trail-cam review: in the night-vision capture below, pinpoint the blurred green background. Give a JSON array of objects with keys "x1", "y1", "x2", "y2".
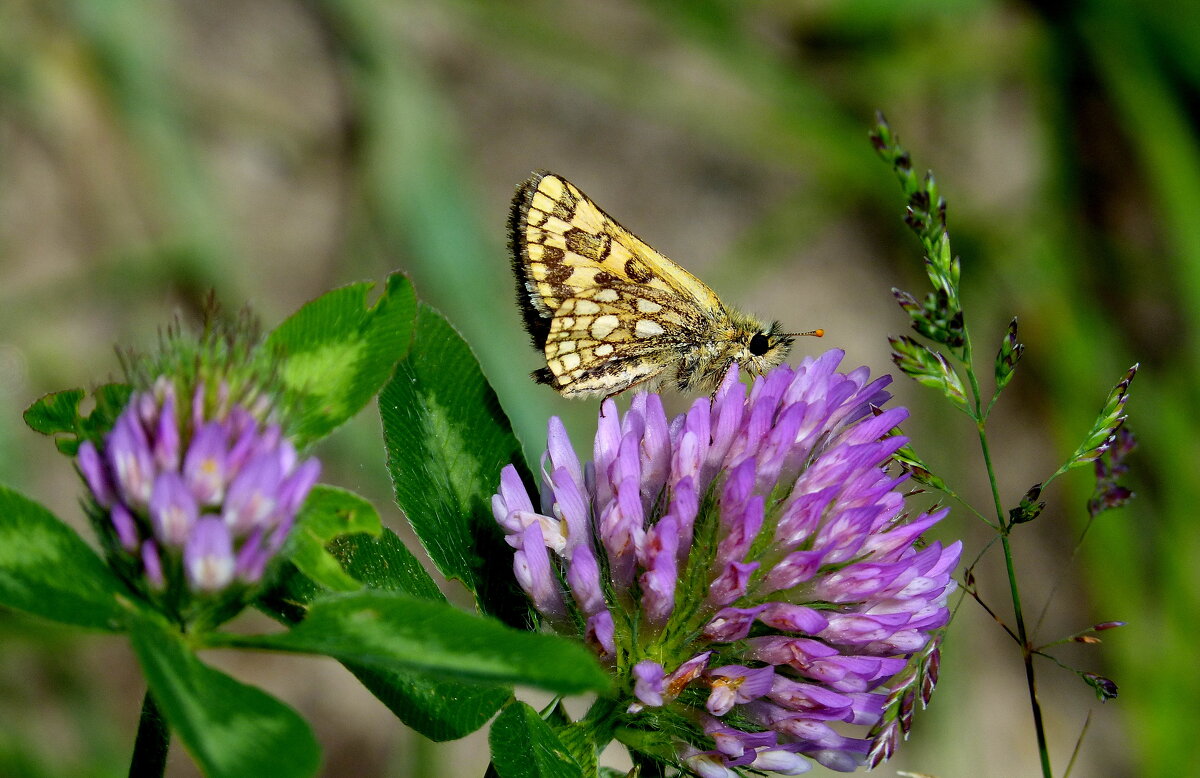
[{"x1": 1, "y1": 0, "x2": 1194, "y2": 776}]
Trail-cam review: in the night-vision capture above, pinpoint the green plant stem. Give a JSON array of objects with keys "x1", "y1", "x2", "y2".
[
  {"x1": 938, "y1": 481, "x2": 996, "y2": 527},
  {"x1": 960, "y1": 575, "x2": 1019, "y2": 644},
  {"x1": 885, "y1": 119, "x2": 1057, "y2": 775},
  {"x1": 1034, "y1": 514, "x2": 1099, "y2": 634},
  {"x1": 1001, "y1": 533, "x2": 1052, "y2": 778},
  {"x1": 973, "y1": 368, "x2": 1053, "y2": 777},
  {"x1": 975, "y1": 420, "x2": 1005, "y2": 522},
  {"x1": 1063, "y1": 711, "x2": 1093, "y2": 778},
  {"x1": 985, "y1": 386, "x2": 1003, "y2": 419},
  {"x1": 129, "y1": 689, "x2": 169, "y2": 778}
]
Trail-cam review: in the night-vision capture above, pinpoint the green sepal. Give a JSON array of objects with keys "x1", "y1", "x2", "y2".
[
  {"x1": 1056, "y1": 363, "x2": 1138, "y2": 476},
  {"x1": 891, "y1": 440, "x2": 950, "y2": 492},
  {"x1": 888, "y1": 335, "x2": 971, "y2": 415},
  {"x1": 870, "y1": 408, "x2": 951, "y2": 493}
]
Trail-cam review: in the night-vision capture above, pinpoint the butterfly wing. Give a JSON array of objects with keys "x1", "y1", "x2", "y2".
[{"x1": 510, "y1": 171, "x2": 729, "y2": 397}]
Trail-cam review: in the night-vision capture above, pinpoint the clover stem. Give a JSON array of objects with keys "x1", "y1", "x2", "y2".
[{"x1": 129, "y1": 689, "x2": 169, "y2": 778}]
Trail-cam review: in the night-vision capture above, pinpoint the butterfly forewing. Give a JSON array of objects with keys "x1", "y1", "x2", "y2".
[{"x1": 511, "y1": 172, "x2": 725, "y2": 395}]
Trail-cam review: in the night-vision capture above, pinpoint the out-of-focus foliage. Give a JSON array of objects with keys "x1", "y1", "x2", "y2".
[{"x1": 0, "y1": 0, "x2": 1194, "y2": 775}]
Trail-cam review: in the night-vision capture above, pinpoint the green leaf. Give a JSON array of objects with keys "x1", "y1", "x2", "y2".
[
  {"x1": 489, "y1": 701, "x2": 583, "y2": 778},
  {"x1": 556, "y1": 719, "x2": 601, "y2": 776},
  {"x1": 277, "y1": 486, "x2": 383, "y2": 593},
  {"x1": 345, "y1": 664, "x2": 509, "y2": 743},
  {"x1": 23, "y1": 384, "x2": 133, "y2": 455},
  {"x1": 128, "y1": 616, "x2": 320, "y2": 778},
  {"x1": 321, "y1": 528, "x2": 444, "y2": 601},
  {"x1": 535, "y1": 699, "x2": 607, "y2": 774},
  {"x1": 219, "y1": 591, "x2": 608, "y2": 696},
  {"x1": 379, "y1": 304, "x2": 531, "y2": 625},
  {"x1": 0, "y1": 486, "x2": 129, "y2": 631},
  {"x1": 258, "y1": 530, "x2": 505, "y2": 740},
  {"x1": 21, "y1": 389, "x2": 85, "y2": 436},
  {"x1": 260, "y1": 526, "x2": 446, "y2": 617},
  {"x1": 267, "y1": 272, "x2": 417, "y2": 447}
]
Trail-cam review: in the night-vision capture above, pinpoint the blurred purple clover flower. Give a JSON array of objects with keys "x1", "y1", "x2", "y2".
[
  {"x1": 77, "y1": 375, "x2": 319, "y2": 614},
  {"x1": 493, "y1": 351, "x2": 961, "y2": 774}
]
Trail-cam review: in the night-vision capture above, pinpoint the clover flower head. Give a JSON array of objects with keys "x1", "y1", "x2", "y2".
[
  {"x1": 77, "y1": 372, "x2": 319, "y2": 616},
  {"x1": 493, "y1": 351, "x2": 961, "y2": 774}
]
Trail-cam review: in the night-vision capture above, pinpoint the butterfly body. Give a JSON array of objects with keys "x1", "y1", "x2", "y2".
[{"x1": 510, "y1": 171, "x2": 802, "y2": 398}]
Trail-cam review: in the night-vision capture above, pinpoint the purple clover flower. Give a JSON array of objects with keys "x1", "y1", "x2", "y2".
[
  {"x1": 493, "y1": 351, "x2": 961, "y2": 774},
  {"x1": 76, "y1": 377, "x2": 319, "y2": 603}
]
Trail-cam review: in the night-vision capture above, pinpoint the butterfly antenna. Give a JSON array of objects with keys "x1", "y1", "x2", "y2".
[{"x1": 783, "y1": 329, "x2": 824, "y2": 338}]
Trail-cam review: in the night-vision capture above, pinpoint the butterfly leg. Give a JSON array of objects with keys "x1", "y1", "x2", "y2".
[{"x1": 604, "y1": 372, "x2": 662, "y2": 401}]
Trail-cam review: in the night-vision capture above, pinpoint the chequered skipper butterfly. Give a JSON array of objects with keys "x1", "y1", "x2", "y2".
[{"x1": 510, "y1": 171, "x2": 822, "y2": 398}]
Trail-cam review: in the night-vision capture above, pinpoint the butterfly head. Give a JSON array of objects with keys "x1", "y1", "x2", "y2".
[
  {"x1": 732, "y1": 319, "x2": 824, "y2": 379},
  {"x1": 743, "y1": 322, "x2": 791, "y2": 371}
]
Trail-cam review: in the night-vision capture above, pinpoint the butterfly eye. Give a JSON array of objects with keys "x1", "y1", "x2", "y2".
[{"x1": 748, "y1": 332, "x2": 771, "y2": 356}]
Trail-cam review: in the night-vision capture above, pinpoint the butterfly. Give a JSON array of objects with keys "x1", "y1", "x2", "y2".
[{"x1": 509, "y1": 171, "x2": 822, "y2": 398}]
